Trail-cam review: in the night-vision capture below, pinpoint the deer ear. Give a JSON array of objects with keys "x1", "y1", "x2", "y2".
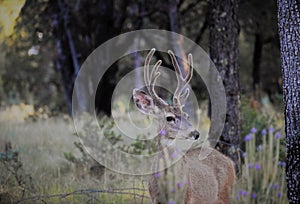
[{"x1": 133, "y1": 89, "x2": 156, "y2": 115}]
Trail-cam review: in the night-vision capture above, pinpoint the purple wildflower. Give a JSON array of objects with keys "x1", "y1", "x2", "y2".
[
  {"x1": 168, "y1": 200, "x2": 175, "y2": 204},
  {"x1": 275, "y1": 132, "x2": 281, "y2": 139},
  {"x1": 278, "y1": 161, "x2": 286, "y2": 167},
  {"x1": 273, "y1": 184, "x2": 279, "y2": 190},
  {"x1": 171, "y1": 187, "x2": 175, "y2": 193},
  {"x1": 244, "y1": 134, "x2": 253, "y2": 141},
  {"x1": 159, "y1": 130, "x2": 166, "y2": 135},
  {"x1": 177, "y1": 182, "x2": 182, "y2": 189},
  {"x1": 269, "y1": 127, "x2": 275, "y2": 133},
  {"x1": 255, "y1": 163, "x2": 261, "y2": 170},
  {"x1": 235, "y1": 195, "x2": 239, "y2": 200},
  {"x1": 250, "y1": 127, "x2": 257, "y2": 133},
  {"x1": 242, "y1": 191, "x2": 249, "y2": 197},
  {"x1": 248, "y1": 163, "x2": 254, "y2": 169},
  {"x1": 277, "y1": 192, "x2": 283, "y2": 197},
  {"x1": 238, "y1": 190, "x2": 244, "y2": 195},
  {"x1": 155, "y1": 172, "x2": 161, "y2": 178},
  {"x1": 184, "y1": 180, "x2": 189, "y2": 185},
  {"x1": 261, "y1": 129, "x2": 267, "y2": 135},
  {"x1": 251, "y1": 193, "x2": 257, "y2": 199}
]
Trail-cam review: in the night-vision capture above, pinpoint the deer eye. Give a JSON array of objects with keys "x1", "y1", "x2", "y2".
[{"x1": 166, "y1": 116, "x2": 175, "y2": 122}]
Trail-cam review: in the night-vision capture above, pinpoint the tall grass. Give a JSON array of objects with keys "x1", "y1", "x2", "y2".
[
  {"x1": 0, "y1": 102, "x2": 288, "y2": 203},
  {"x1": 233, "y1": 127, "x2": 287, "y2": 203}
]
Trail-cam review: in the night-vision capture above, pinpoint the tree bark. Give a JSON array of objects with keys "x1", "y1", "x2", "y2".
[
  {"x1": 277, "y1": 0, "x2": 300, "y2": 202},
  {"x1": 208, "y1": 0, "x2": 241, "y2": 172}
]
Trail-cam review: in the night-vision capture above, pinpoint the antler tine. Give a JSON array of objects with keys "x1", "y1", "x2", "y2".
[
  {"x1": 187, "y1": 53, "x2": 193, "y2": 82},
  {"x1": 144, "y1": 48, "x2": 168, "y2": 107},
  {"x1": 144, "y1": 48, "x2": 155, "y2": 86},
  {"x1": 168, "y1": 50, "x2": 193, "y2": 107}
]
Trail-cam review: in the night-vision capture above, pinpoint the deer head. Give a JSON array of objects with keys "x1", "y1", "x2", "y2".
[{"x1": 133, "y1": 48, "x2": 200, "y2": 144}]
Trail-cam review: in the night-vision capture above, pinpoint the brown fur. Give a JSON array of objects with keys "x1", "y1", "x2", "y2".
[{"x1": 149, "y1": 146, "x2": 235, "y2": 204}]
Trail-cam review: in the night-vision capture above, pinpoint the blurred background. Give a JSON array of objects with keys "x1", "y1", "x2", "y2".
[{"x1": 0, "y1": 0, "x2": 282, "y2": 116}]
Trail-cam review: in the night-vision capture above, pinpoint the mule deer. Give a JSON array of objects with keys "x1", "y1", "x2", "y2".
[{"x1": 133, "y1": 49, "x2": 235, "y2": 204}]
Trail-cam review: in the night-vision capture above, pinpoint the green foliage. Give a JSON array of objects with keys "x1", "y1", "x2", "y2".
[
  {"x1": 120, "y1": 134, "x2": 158, "y2": 155},
  {"x1": 237, "y1": 97, "x2": 287, "y2": 202},
  {"x1": 75, "y1": 114, "x2": 157, "y2": 156},
  {"x1": 0, "y1": 0, "x2": 66, "y2": 112},
  {"x1": 240, "y1": 97, "x2": 273, "y2": 138},
  {"x1": 103, "y1": 123, "x2": 123, "y2": 146},
  {"x1": 0, "y1": 146, "x2": 19, "y2": 162},
  {"x1": 64, "y1": 142, "x2": 89, "y2": 164}
]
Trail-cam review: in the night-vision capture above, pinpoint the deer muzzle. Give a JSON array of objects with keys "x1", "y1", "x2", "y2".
[{"x1": 189, "y1": 130, "x2": 200, "y2": 140}]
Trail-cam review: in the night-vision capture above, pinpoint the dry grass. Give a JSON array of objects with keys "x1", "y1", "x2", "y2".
[{"x1": 0, "y1": 117, "x2": 151, "y2": 203}]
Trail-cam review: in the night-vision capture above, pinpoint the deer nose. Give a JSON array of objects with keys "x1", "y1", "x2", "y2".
[{"x1": 190, "y1": 130, "x2": 200, "y2": 140}]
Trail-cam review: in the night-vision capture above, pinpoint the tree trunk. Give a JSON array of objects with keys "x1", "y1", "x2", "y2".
[
  {"x1": 51, "y1": 0, "x2": 74, "y2": 113},
  {"x1": 208, "y1": 0, "x2": 241, "y2": 172},
  {"x1": 57, "y1": 0, "x2": 89, "y2": 113},
  {"x1": 94, "y1": 0, "x2": 117, "y2": 115},
  {"x1": 277, "y1": 0, "x2": 300, "y2": 202}
]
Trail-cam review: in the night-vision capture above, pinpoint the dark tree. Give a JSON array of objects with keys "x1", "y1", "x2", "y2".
[
  {"x1": 252, "y1": 31, "x2": 263, "y2": 99},
  {"x1": 239, "y1": 0, "x2": 279, "y2": 101},
  {"x1": 49, "y1": 0, "x2": 129, "y2": 114},
  {"x1": 50, "y1": 0, "x2": 78, "y2": 113},
  {"x1": 277, "y1": 0, "x2": 300, "y2": 202},
  {"x1": 208, "y1": 0, "x2": 241, "y2": 171}
]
